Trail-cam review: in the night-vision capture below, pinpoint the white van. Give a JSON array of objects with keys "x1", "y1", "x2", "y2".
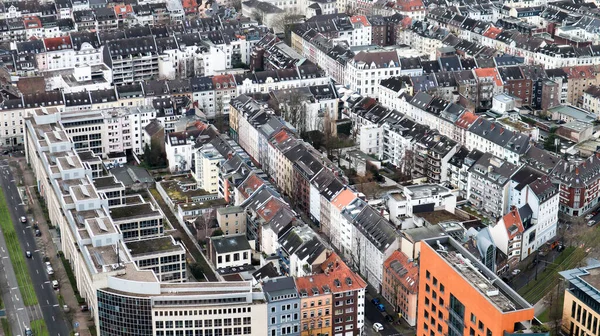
[{"x1": 52, "y1": 280, "x2": 59, "y2": 289}]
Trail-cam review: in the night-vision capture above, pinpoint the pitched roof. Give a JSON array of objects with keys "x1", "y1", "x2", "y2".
[
  {"x1": 503, "y1": 206, "x2": 523, "y2": 240},
  {"x1": 383, "y1": 250, "x2": 419, "y2": 293}
]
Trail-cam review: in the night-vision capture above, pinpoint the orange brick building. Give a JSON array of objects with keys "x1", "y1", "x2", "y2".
[{"x1": 417, "y1": 237, "x2": 535, "y2": 336}]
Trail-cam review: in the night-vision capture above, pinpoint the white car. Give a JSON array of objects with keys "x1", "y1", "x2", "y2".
[
  {"x1": 511, "y1": 269, "x2": 521, "y2": 275},
  {"x1": 586, "y1": 214, "x2": 594, "y2": 220},
  {"x1": 372, "y1": 322, "x2": 384, "y2": 332},
  {"x1": 46, "y1": 261, "x2": 54, "y2": 275}
]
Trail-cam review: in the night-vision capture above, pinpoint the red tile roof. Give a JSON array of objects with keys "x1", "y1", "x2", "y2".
[
  {"x1": 350, "y1": 15, "x2": 370, "y2": 27},
  {"x1": 257, "y1": 197, "x2": 285, "y2": 222},
  {"x1": 43, "y1": 36, "x2": 72, "y2": 52},
  {"x1": 295, "y1": 253, "x2": 366, "y2": 296},
  {"x1": 212, "y1": 74, "x2": 236, "y2": 89},
  {"x1": 394, "y1": 0, "x2": 424, "y2": 11},
  {"x1": 383, "y1": 250, "x2": 419, "y2": 293},
  {"x1": 503, "y1": 206, "x2": 524, "y2": 240},
  {"x1": 239, "y1": 173, "x2": 264, "y2": 199},
  {"x1": 272, "y1": 129, "x2": 291, "y2": 145},
  {"x1": 563, "y1": 65, "x2": 598, "y2": 79},
  {"x1": 474, "y1": 68, "x2": 503, "y2": 87},
  {"x1": 113, "y1": 4, "x2": 133, "y2": 17},
  {"x1": 482, "y1": 27, "x2": 502, "y2": 39},
  {"x1": 23, "y1": 16, "x2": 41, "y2": 29},
  {"x1": 455, "y1": 111, "x2": 479, "y2": 129}
]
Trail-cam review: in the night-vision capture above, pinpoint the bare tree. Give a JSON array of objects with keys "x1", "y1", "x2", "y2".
[
  {"x1": 282, "y1": 90, "x2": 308, "y2": 134},
  {"x1": 214, "y1": 99, "x2": 225, "y2": 133},
  {"x1": 231, "y1": 0, "x2": 242, "y2": 11},
  {"x1": 271, "y1": 11, "x2": 303, "y2": 34}
]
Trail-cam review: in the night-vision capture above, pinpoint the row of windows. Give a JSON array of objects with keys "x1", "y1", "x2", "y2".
[
  {"x1": 154, "y1": 308, "x2": 252, "y2": 316},
  {"x1": 155, "y1": 327, "x2": 251, "y2": 336},
  {"x1": 156, "y1": 318, "x2": 250, "y2": 329}
]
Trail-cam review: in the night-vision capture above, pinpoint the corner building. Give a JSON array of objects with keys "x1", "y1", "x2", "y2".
[{"x1": 417, "y1": 237, "x2": 536, "y2": 336}]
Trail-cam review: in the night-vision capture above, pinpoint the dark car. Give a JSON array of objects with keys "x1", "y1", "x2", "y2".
[
  {"x1": 35, "y1": 229, "x2": 41, "y2": 237},
  {"x1": 385, "y1": 315, "x2": 394, "y2": 322},
  {"x1": 80, "y1": 305, "x2": 89, "y2": 312},
  {"x1": 557, "y1": 244, "x2": 565, "y2": 252},
  {"x1": 25, "y1": 251, "x2": 32, "y2": 258},
  {"x1": 33, "y1": 223, "x2": 39, "y2": 230},
  {"x1": 371, "y1": 298, "x2": 380, "y2": 305}
]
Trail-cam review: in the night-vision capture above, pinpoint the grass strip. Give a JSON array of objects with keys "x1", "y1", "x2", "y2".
[
  {"x1": 518, "y1": 246, "x2": 586, "y2": 303},
  {"x1": 0, "y1": 189, "x2": 38, "y2": 306},
  {"x1": 30, "y1": 319, "x2": 49, "y2": 336},
  {"x1": 1, "y1": 319, "x2": 10, "y2": 336}
]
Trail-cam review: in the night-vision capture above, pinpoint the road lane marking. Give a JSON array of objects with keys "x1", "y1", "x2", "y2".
[
  {"x1": 52, "y1": 316, "x2": 55, "y2": 321},
  {"x1": 53, "y1": 304, "x2": 59, "y2": 307},
  {"x1": 17, "y1": 308, "x2": 23, "y2": 311},
  {"x1": 36, "y1": 270, "x2": 38, "y2": 274},
  {"x1": 40, "y1": 284, "x2": 44, "y2": 289},
  {"x1": 46, "y1": 300, "x2": 49, "y2": 305}
]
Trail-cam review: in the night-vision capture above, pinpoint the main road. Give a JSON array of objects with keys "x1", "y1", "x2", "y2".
[
  {"x1": 0, "y1": 209, "x2": 31, "y2": 336},
  {"x1": 0, "y1": 159, "x2": 70, "y2": 336}
]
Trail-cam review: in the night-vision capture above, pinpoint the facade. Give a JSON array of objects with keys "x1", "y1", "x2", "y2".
[
  {"x1": 263, "y1": 277, "x2": 302, "y2": 336},
  {"x1": 216, "y1": 206, "x2": 246, "y2": 236},
  {"x1": 417, "y1": 237, "x2": 536, "y2": 336},
  {"x1": 560, "y1": 265, "x2": 600, "y2": 336},
  {"x1": 126, "y1": 236, "x2": 187, "y2": 282},
  {"x1": 382, "y1": 250, "x2": 418, "y2": 327},
  {"x1": 209, "y1": 234, "x2": 252, "y2": 269}
]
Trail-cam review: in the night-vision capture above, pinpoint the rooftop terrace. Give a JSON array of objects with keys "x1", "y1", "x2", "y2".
[{"x1": 109, "y1": 203, "x2": 160, "y2": 221}]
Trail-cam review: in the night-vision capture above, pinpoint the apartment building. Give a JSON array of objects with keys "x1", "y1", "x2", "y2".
[
  {"x1": 263, "y1": 277, "x2": 302, "y2": 336},
  {"x1": 560, "y1": 265, "x2": 600, "y2": 336},
  {"x1": 582, "y1": 85, "x2": 600, "y2": 116},
  {"x1": 295, "y1": 253, "x2": 367, "y2": 336},
  {"x1": 103, "y1": 36, "x2": 159, "y2": 84},
  {"x1": 382, "y1": 250, "x2": 418, "y2": 327},
  {"x1": 348, "y1": 201, "x2": 400, "y2": 293},
  {"x1": 25, "y1": 111, "x2": 268, "y2": 336},
  {"x1": 551, "y1": 154, "x2": 600, "y2": 216},
  {"x1": 195, "y1": 143, "x2": 224, "y2": 194},
  {"x1": 417, "y1": 237, "x2": 536, "y2": 336},
  {"x1": 467, "y1": 153, "x2": 519, "y2": 219},
  {"x1": 345, "y1": 49, "x2": 402, "y2": 97}
]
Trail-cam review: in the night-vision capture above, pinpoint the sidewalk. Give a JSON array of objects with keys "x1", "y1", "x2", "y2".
[{"x1": 16, "y1": 158, "x2": 92, "y2": 336}]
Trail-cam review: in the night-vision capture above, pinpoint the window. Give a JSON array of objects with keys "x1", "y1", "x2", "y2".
[
  {"x1": 440, "y1": 284, "x2": 445, "y2": 293},
  {"x1": 433, "y1": 277, "x2": 438, "y2": 286},
  {"x1": 478, "y1": 321, "x2": 484, "y2": 331},
  {"x1": 471, "y1": 313, "x2": 476, "y2": 323},
  {"x1": 426, "y1": 270, "x2": 430, "y2": 279}
]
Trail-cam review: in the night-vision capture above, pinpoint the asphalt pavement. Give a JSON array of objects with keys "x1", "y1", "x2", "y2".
[
  {"x1": 0, "y1": 159, "x2": 70, "y2": 336},
  {"x1": 0, "y1": 200, "x2": 31, "y2": 336}
]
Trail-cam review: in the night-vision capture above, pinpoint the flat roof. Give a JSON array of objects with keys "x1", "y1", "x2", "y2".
[
  {"x1": 93, "y1": 176, "x2": 124, "y2": 190},
  {"x1": 126, "y1": 236, "x2": 184, "y2": 257},
  {"x1": 109, "y1": 203, "x2": 160, "y2": 221},
  {"x1": 426, "y1": 237, "x2": 531, "y2": 312}
]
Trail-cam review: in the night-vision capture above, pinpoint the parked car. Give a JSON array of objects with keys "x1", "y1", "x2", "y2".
[
  {"x1": 52, "y1": 280, "x2": 59, "y2": 290},
  {"x1": 25, "y1": 327, "x2": 32, "y2": 336},
  {"x1": 372, "y1": 323, "x2": 384, "y2": 332},
  {"x1": 557, "y1": 244, "x2": 566, "y2": 252},
  {"x1": 371, "y1": 298, "x2": 380, "y2": 305},
  {"x1": 586, "y1": 214, "x2": 594, "y2": 220},
  {"x1": 25, "y1": 251, "x2": 32, "y2": 258},
  {"x1": 35, "y1": 229, "x2": 41, "y2": 237},
  {"x1": 80, "y1": 305, "x2": 89, "y2": 312},
  {"x1": 376, "y1": 304, "x2": 385, "y2": 312},
  {"x1": 384, "y1": 314, "x2": 394, "y2": 322},
  {"x1": 511, "y1": 269, "x2": 521, "y2": 275},
  {"x1": 46, "y1": 261, "x2": 54, "y2": 275},
  {"x1": 20, "y1": 216, "x2": 27, "y2": 223},
  {"x1": 33, "y1": 223, "x2": 39, "y2": 230},
  {"x1": 588, "y1": 220, "x2": 597, "y2": 227}
]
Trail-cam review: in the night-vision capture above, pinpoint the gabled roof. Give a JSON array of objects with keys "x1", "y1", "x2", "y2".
[{"x1": 502, "y1": 206, "x2": 523, "y2": 240}]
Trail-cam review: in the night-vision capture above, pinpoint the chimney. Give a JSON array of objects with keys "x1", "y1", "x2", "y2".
[
  {"x1": 500, "y1": 127, "x2": 505, "y2": 135},
  {"x1": 491, "y1": 123, "x2": 496, "y2": 130},
  {"x1": 488, "y1": 165, "x2": 493, "y2": 174}
]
